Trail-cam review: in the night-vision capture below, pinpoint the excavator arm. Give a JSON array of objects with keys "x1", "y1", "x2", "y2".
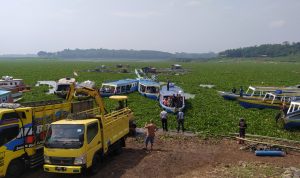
[{"x1": 66, "y1": 83, "x2": 106, "y2": 115}]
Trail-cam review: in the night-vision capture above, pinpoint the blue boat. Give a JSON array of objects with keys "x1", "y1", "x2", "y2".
[
  {"x1": 138, "y1": 79, "x2": 160, "y2": 100},
  {"x1": 99, "y1": 79, "x2": 138, "y2": 97},
  {"x1": 159, "y1": 84, "x2": 185, "y2": 113}
]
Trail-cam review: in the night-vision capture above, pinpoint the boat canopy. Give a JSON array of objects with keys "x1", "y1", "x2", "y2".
[
  {"x1": 139, "y1": 80, "x2": 160, "y2": 87},
  {"x1": 102, "y1": 79, "x2": 138, "y2": 87},
  {"x1": 246, "y1": 85, "x2": 300, "y2": 97},
  {"x1": 246, "y1": 86, "x2": 279, "y2": 96},
  {"x1": 263, "y1": 92, "x2": 300, "y2": 104}
]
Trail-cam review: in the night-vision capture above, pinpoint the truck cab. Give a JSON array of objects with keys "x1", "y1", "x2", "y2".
[
  {"x1": 44, "y1": 119, "x2": 101, "y2": 174},
  {"x1": 0, "y1": 100, "x2": 93, "y2": 178},
  {"x1": 43, "y1": 85, "x2": 133, "y2": 174}
]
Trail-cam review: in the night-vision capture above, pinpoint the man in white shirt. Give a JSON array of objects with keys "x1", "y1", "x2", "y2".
[{"x1": 160, "y1": 109, "x2": 168, "y2": 131}]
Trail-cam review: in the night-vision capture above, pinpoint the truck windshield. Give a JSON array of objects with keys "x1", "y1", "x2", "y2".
[{"x1": 45, "y1": 124, "x2": 84, "y2": 149}]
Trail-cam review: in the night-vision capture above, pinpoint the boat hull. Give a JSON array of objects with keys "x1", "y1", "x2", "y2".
[
  {"x1": 218, "y1": 91, "x2": 259, "y2": 101},
  {"x1": 284, "y1": 110, "x2": 300, "y2": 129},
  {"x1": 218, "y1": 91, "x2": 239, "y2": 100},
  {"x1": 238, "y1": 98, "x2": 282, "y2": 110},
  {"x1": 159, "y1": 101, "x2": 185, "y2": 113},
  {"x1": 139, "y1": 92, "x2": 159, "y2": 100}
]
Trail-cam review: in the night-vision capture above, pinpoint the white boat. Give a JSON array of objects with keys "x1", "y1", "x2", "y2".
[
  {"x1": 159, "y1": 84, "x2": 185, "y2": 113},
  {"x1": 54, "y1": 77, "x2": 76, "y2": 98},
  {"x1": 0, "y1": 76, "x2": 27, "y2": 92}
]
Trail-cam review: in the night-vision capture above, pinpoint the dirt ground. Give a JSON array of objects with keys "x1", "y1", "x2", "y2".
[{"x1": 22, "y1": 131, "x2": 300, "y2": 178}]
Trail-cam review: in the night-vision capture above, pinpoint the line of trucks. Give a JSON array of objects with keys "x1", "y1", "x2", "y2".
[{"x1": 0, "y1": 83, "x2": 135, "y2": 177}]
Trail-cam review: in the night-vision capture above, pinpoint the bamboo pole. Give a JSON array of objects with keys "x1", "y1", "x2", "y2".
[
  {"x1": 230, "y1": 133, "x2": 300, "y2": 144},
  {"x1": 235, "y1": 137, "x2": 300, "y2": 151}
]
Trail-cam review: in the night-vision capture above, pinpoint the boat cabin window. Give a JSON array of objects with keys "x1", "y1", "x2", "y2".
[
  {"x1": 140, "y1": 85, "x2": 146, "y2": 92},
  {"x1": 101, "y1": 85, "x2": 115, "y2": 93},
  {"x1": 0, "y1": 124, "x2": 19, "y2": 147},
  {"x1": 126, "y1": 85, "x2": 131, "y2": 91},
  {"x1": 132, "y1": 83, "x2": 137, "y2": 87},
  {"x1": 121, "y1": 86, "x2": 126, "y2": 92},
  {"x1": 147, "y1": 86, "x2": 158, "y2": 93},
  {"x1": 116, "y1": 87, "x2": 121, "y2": 93}
]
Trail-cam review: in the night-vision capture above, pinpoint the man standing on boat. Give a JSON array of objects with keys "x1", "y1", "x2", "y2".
[
  {"x1": 160, "y1": 109, "x2": 168, "y2": 131},
  {"x1": 239, "y1": 86, "x2": 244, "y2": 97},
  {"x1": 167, "y1": 79, "x2": 170, "y2": 91}
]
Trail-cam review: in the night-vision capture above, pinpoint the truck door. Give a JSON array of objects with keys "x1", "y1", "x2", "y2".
[
  {"x1": 86, "y1": 122, "x2": 101, "y2": 168},
  {"x1": 0, "y1": 111, "x2": 26, "y2": 176}
]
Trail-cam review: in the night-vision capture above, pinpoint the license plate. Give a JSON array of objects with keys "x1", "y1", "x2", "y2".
[{"x1": 55, "y1": 167, "x2": 67, "y2": 172}]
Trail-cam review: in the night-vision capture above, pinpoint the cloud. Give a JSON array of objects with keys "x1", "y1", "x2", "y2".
[
  {"x1": 112, "y1": 11, "x2": 161, "y2": 19},
  {"x1": 269, "y1": 20, "x2": 286, "y2": 28}
]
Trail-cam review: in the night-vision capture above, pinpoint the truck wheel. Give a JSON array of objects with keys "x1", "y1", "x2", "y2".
[
  {"x1": 114, "y1": 140, "x2": 123, "y2": 155},
  {"x1": 90, "y1": 155, "x2": 100, "y2": 175},
  {"x1": 6, "y1": 159, "x2": 25, "y2": 178}
]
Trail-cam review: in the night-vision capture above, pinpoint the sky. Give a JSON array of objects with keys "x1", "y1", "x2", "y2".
[{"x1": 0, "y1": 0, "x2": 300, "y2": 54}]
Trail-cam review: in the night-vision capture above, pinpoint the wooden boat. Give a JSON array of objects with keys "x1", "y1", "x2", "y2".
[
  {"x1": 159, "y1": 84, "x2": 185, "y2": 113},
  {"x1": 218, "y1": 86, "x2": 274, "y2": 101},
  {"x1": 54, "y1": 77, "x2": 76, "y2": 98},
  {"x1": 280, "y1": 101, "x2": 300, "y2": 129},
  {"x1": 238, "y1": 92, "x2": 300, "y2": 110},
  {"x1": 138, "y1": 79, "x2": 160, "y2": 100},
  {"x1": 99, "y1": 79, "x2": 138, "y2": 97},
  {"x1": 219, "y1": 85, "x2": 300, "y2": 101}
]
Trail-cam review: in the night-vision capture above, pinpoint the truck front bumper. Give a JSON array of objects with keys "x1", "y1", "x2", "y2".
[{"x1": 44, "y1": 164, "x2": 82, "y2": 174}]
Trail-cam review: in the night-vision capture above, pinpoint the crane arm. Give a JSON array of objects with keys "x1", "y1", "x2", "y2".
[{"x1": 66, "y1": 83, "x2": 106, "y2": 115}]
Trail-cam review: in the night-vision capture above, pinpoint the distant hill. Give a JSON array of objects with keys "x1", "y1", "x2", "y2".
[
  {"x1": 219, "y1": 42, "x2": 300, "y2": 58},
  {"x1": 37, "y1": 48, "x2": 217, "y2": 60},
  {"x1": 0, "y1": 54, "x2": 37, "y2": 58}
]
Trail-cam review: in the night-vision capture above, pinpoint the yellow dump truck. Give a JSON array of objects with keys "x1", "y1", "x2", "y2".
[
  {"x1": 43, "y1": 84, "x2": 133, "y2": 174},
  {"x1": 0, "y1": 100, "x2": 93, "y2": 178}
]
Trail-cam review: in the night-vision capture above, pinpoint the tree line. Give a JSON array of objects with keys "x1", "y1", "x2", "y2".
[
  {"x1": 37, "y1": 48, "x2": 216, "y2": 60},
  {"x1": 219, "y1": 42, "x2": 300, "y2": 58}
]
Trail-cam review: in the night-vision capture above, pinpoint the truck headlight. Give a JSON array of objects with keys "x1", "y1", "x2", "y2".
[
  {"x1": 74, "y1": 155, "x2": 86, "y2": 165},
  {"x1": 44, "y1": 155, "x2": 51, "y2": 164}
]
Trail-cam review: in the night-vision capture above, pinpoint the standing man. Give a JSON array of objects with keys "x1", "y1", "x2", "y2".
[
  {"x1": 144, "y1": 120, "x2": 157, "y2": 151},
  {"x1": 177, "y1": 111, "x2": 184, "y2": 133},
  {"x1": 238, "y1": 118, "x2": 247, "y2": 144},
  {"x1": 167, "y1": 79, "x2": 170, "y2": 91},
  {"x1": 239, "y1": 86, "x2": 244, "y2": 97},
  {"x1": 160, "y1": 109, "x2": 168, "y2": 131}
]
